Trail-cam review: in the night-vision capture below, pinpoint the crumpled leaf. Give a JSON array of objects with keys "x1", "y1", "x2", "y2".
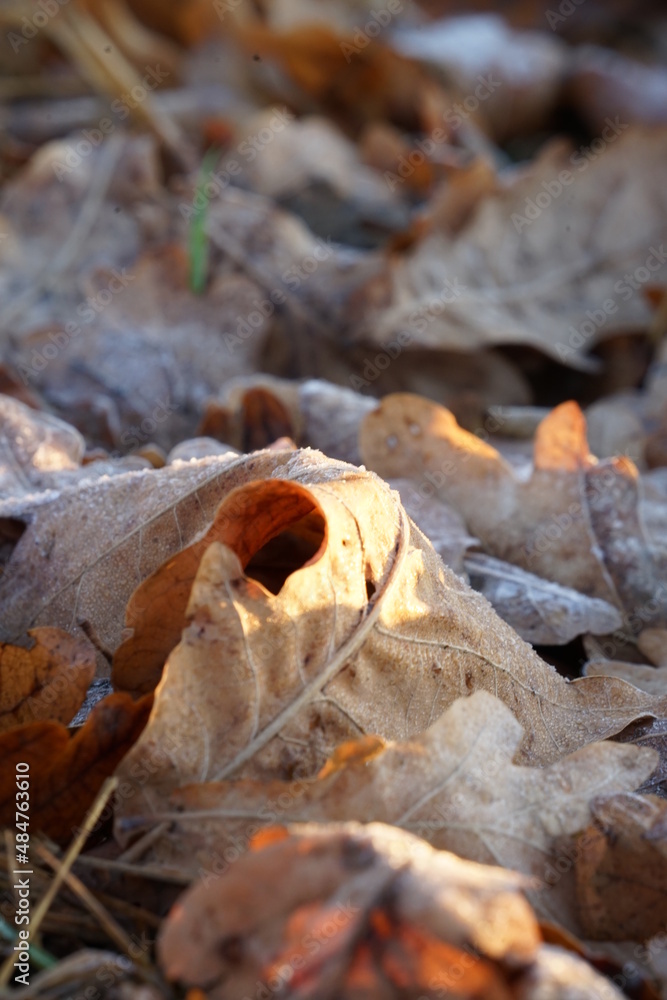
[
  {"x1": 0, "y1": 691, "x2": 152, "y2": 843},
  {"x1": 347, "y1": 127, "x2": 667, "y2": 369},
  {"x1": 0, "y1": 394, "x2": 83, "y2": 498},
  {"x1": 142, "y1": 691, "x2": 657, "y2": 933},
  {"x1": 390, "y1": 476, "x2": 631, "y2": 642},
  {"x1": 0, "y1": 447, "x2": 282, "y2": 662},
  {"x1": 157, "y1": 821, "x2": 625, "y2": 1000},
  {"x1": 112, "y1": 452, "x2": 667, "y2": 838},
  {"x1": 575, "y1": 792, "x2": 667, "y2": 941},
  {"x1": 360, "y1": 394, "x2": 667, "y2": 629},
  {"x1": 0, "y1": 627, "x2": 95, "y2": 733},
  {"x1": 159, "y1": 821, "x2": 540, "y2": 999},
  {"x1": 465, "y1": 553, "x2": 623, "y2": 645}
]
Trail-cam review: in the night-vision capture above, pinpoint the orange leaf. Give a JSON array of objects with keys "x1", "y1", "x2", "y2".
[{"x1": 0, "y1": 692, "x2": 152, "y2": 843}]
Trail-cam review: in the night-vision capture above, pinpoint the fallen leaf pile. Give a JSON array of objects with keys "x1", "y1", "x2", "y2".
[
  {"x1": 157, "y1": 822, "x2": 629, "y2": 1000},
  {"x1": 1, "y1": 0, "x2": 667, "y2": 997}
]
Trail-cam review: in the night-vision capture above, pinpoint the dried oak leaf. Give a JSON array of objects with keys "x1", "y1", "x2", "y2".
[
  {"x1": 390, "y1": 477, "x2": 476, "y2": 575},
  {"x1": 464, "y1": 554, "x2": 623, "y2": 646},
  {"x1": 389, "y1": 476, "x2": 623, "y2": 645},
  {"x1": 0, "y1": 627, "x2": 95, "y2": 733},
  {"x1": 113, "y1": 455, "x2": 667, "y2": 839},
  {"x1": 0, "y1": 692, "x2": 152, "y2": 843},
  {"x1": 638, "y1": 628, "x2": 667, "y2": 667},
  {"x1": 154, "y1": 691, "x2": 656, "y2": 933},
  {"x1": 0, "y1": 394, "x2": 83, "y2": 499},
  {"x1": 347, "y1": 127, "x2": 667, "y2": 369},
  {"x1": 0, "y1": 449, "x2": 300, "y2": 665},
  {"x1": 575, "y1": 792, "x2": 667, "y2": 941},
  {"x1": 157, "y1": 821, "x2": 625, "y2": 1000},
  {"x1": 360, "y1": 394, "x2": 667, "y2": 628}
]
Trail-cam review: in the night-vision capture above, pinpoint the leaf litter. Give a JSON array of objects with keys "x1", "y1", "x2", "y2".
[{"x1": 0, "y1": 1, "x2": 667, "y2": 997}]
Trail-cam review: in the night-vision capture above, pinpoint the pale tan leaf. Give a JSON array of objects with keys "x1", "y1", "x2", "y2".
[
  {"x1": 575, "y1": 792, "x2": 667, "y2": 941},
  {"x1": 0, "y1": 449, "x2": 296, "y2": 666},
  {"x1": 465, "y1": 554, "x2": 623, "y2": 645},
  {"x1": 111, "y1": 454, "x2": 667, "y2": 840},
  {"x1": 348, "y1": 127, "x2": 667, "y2": 368},
  {"x1": 140, "y1": 692, "x2": 657, "y2": 934},
  {"x1": 638, "y1": 628, "x2": 667, "y2": 668},
  {"x1": 360, "y1": 394, "x2": 667, "y2": 628},
  {"x1": 0, "y1": 394, "x2": 147, "y2": 501}
]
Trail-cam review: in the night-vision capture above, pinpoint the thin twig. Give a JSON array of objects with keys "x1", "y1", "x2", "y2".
[
  {"x1": 117, "y1": 821, "x2": 172, "y2": 864},
  {"x1": 0, "y1": 777, "x2": 118, "y2": 990},
  {"x1": 35, "y1": 843, "x2": 149, "y2": 965},
  {"x1": 73, "y1": 854, "x2": 191, "y2": 885}
]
